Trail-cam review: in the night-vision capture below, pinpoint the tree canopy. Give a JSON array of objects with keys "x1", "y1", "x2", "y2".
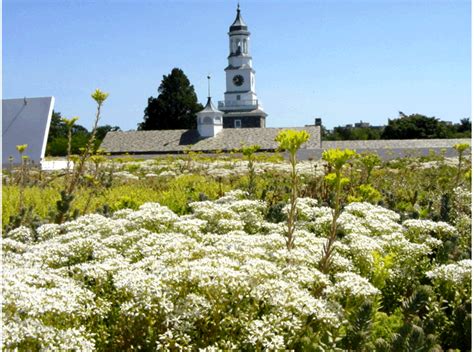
[
  {"x1": 46, "y1": 111, "x2": 120, "y2": 156},
  {"x1": 138, "y1": 68, "x2": 203, "y2": 130},
  {"x1": 324, "y1": 126, "x2": 383, "y2": 141},
  {"x1": 322, "y1": 113, "x2": 471, "y2": 141},
  {"x1": 381, "y1": 113, "x2": 470, "y2": 139}
]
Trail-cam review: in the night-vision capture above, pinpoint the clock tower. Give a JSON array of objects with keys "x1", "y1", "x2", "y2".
[{"x1": 218, "y1": 4, "x2": 267, "y2": 128}]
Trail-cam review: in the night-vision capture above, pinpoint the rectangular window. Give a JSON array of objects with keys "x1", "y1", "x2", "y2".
[
  {"x1": 237, "y1": 95, "x2": 241, "y2": 100},
  {"x1": 234, "y1": 119, "x2": 242, "y2": 128}
]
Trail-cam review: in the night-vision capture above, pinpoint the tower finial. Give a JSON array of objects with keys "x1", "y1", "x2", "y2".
[
  {"x1": 237, "y1": 2, "x2": 240, "y2": 13},
  {"x1": 207, "y1": 75, "x2": 211, "y2": 98}
]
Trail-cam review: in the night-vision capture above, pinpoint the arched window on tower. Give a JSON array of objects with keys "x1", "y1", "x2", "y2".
[
  {"x1": 236, "y1": 40, "x2": 242, "y2": 55},
  {"x1": 243, "y1": 39, "x2": 248, "y2": 54}
]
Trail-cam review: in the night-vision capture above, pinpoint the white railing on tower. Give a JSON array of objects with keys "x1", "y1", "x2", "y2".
[{"x1": 218, "y1": 99, "x2": 259, "y2": 109}]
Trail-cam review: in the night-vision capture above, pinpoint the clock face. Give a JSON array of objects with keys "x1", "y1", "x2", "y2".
[{"x1": 233, "y1": 74, "x2": 244, "y2": 86}]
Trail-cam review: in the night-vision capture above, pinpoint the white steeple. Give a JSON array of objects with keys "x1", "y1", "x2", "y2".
[
  {"x1": 197, "y1": 76, "x2": 223, "y2": 138},
  {"x1": 218, "y1": 4, "x2": 266, "y2": 128}
]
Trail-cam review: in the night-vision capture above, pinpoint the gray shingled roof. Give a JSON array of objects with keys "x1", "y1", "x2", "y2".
[
  {"x1": 101, "y1": 126, "x2": 321, "y2": 154},
  {"x1": 322, "y1": 139, "x2": 471, "y2": 150}
]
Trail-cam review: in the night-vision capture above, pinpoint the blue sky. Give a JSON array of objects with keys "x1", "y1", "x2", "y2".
[{"x1": 4, "y1": 0, "x2": 471, "y2": 131}]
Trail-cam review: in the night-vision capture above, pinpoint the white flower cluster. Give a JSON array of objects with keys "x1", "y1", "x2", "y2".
[
  {"x1": 3, "y1": 190, "x2": 463, "y2": 350},
  {"x1": 403, "y1": 219, "x2": 456, "y2": 240},
  {"x1": 3, "y1": 261, "x2": 100, "y2": 350},
  {"x1": 324, "y1": 272, "x2": 380, "y2": 299},
  {"x1": 111, "y1": 158, "x2": 327, "y2": 180},
  {"x1": 112, "y1": 170, "x2": 139, "y2": 181},
  {"x1": 426, "y1": 259, "x2": 472, "y2": 285}
]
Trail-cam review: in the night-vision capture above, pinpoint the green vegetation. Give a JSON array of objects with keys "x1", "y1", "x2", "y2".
[
  {"x1": 323, "y1": 113, "x2": 471, "y2": 141},
  {"x1": 275, "y1": 130, "x2": 310, "y2": 249},
  {"x1": 242, "y1": 144, "x2": 260, "y2": 197},
  {"x1": 319, "y1": 148, "x2": 356, "y2": 273},
  {"x1": 324, "y1": 125, "x2": 383, "y2": 140},
  {"x1": 46, "y1": 111, "x2": 120, "y2": 156},
  {"x1": 2, "y1": 134, "x2": 471, "y2": 351},
  {"x1": 382, "y1": 113, "x2": 471, "y2": 139},
  {"x1": 138, "y1": 67, "x2": 204, "y2": 130}
]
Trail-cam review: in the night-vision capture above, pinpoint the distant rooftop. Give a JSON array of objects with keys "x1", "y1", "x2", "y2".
[{"x1": 101, "y1": 126, "x2": 321, "y2": 154}]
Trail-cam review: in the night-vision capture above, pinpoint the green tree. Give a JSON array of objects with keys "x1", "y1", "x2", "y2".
[
  {"x1": 139, "y1": 68, "x2": 203, "y2": 130},
  {"x1": 46, "y1": 111, "x2": 120, "y2": 156},
  {"x1": 457, "y1": 118, "x2": 471, "y2": 134},
  {"x1": 47, "y1": 111, "x2": 67, "y2": 140},
  {"x1": 323, "y1": 125, "x2": 383, "y2": 141},
  {"x1": 381, "y1": 113, "x2": 449, "y2": 139},
  {"x1": 46, "y1": 111, "x2": 90, "y2": 156}
]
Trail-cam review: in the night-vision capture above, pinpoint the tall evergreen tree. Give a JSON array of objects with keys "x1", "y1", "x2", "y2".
[{"x1": 139, "y1": 68, "x2": 203, "y2": 130}]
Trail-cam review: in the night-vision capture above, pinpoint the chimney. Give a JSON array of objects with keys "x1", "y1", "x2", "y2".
[{"x1": 315, "y1": 118, "x2": 322, "y2": 126}]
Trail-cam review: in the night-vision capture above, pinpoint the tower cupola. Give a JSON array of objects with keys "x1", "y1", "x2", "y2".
[
  {"x1": 197, "y1": 76, "x2": 223, "y2": 138},
  {"x1": 228, "y1": 4, "x2": 251, "y2": 58}
]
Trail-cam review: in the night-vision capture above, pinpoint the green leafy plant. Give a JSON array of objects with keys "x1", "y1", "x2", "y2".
[
  {"x1": 61, "y1": 116, "x2": 79, "y2": 185},
  {"x1": 15, "y1": 144, "x2": 29, "y2": 211},
  {"x1": 55, "y1": 89, "x2": 109, "y2": 224},
  {"x1": 275, "y1": 130, "x2": 310, "y2": 250},
  {"x1": 348, "y1": 184, "x2": 382, "y2": 204},
  {"x1": 453, "y1": 143, "x2": 470, "y2": 186},
  {"x1": 342, "y1": 300, "x2": 375, "y2": 351},
  {"x1": 242, "y1": 145, "x2": 260, "y2": 198},
  {"x1": 319, "y1": 148, "x2": 356, "y2": 273},
  {"x1": 391, "y1": 286, "x2": 442, "y2": 351},
  {"x1": 358, "y1": 153, "x2": 381, "y2": 184}
]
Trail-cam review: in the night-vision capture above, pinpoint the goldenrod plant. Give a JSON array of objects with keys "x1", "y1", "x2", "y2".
[
  {"x1": 453, "y1": 143, "x2": 470, "y2": 186},
  {"x1": 15, "y1": 144, "x2": 29, "y2": 210},
  {"x1": 242, "y1": 144, "x2": 260, "y2": 198},
  {"x1": 319, "y1": 148, "x2": 356, "y2": 273},
  {"x1": 61, "y1": 116, "x2": 79, "y2": 185},
  {"x1": 55, "y1": 89, "x2": 108, "y2": 224},
  {"x1": 275, "y1": 129, "x2": 310, "y2": 249}
]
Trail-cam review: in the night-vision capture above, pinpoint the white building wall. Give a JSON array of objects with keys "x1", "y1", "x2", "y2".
[{"x1": 198, "y1": 123, "x2": 223, "y2": 138}]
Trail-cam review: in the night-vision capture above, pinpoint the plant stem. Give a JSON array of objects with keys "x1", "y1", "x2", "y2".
[
  {"x1": 65, "y1": 124, "x2": 72, "y2": 187},
  {"x1": 247, "y1": 156, "x2": 256, "y2": 197},
  {"x1": 18, "y1": 153, "x2": 25, "y2": 211},
  {"x1": 320, "y1": 169, "x2": 342, "y2": 274},
  {"x1": 286, "y1": 152, "x2": 298, "y2": 250},
  {"x1": 56, "y1": 101, "x2": 103, "y2": 224},
  {"x1": 455, "y1": 151, "x2": 463, "y2": 187},
  {"x1": 67, "y1": 103, "x2": 101, "y2": 196}
]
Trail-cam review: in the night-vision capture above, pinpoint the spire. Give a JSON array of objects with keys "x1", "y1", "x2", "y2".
[
  {"x1": 230, "y1": 3, "x2": 248, "y2": 32},
  {"x1": 202, "y1": 75, "x2": 220, "y2": 113},
  {"x1": 207, "y1": 75, "x2": 211, "y2": 98}
]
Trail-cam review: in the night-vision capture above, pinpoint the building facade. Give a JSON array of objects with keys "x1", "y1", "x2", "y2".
[{"x1": 218, "y1": 5, "x2": 267, "y2": 128}]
